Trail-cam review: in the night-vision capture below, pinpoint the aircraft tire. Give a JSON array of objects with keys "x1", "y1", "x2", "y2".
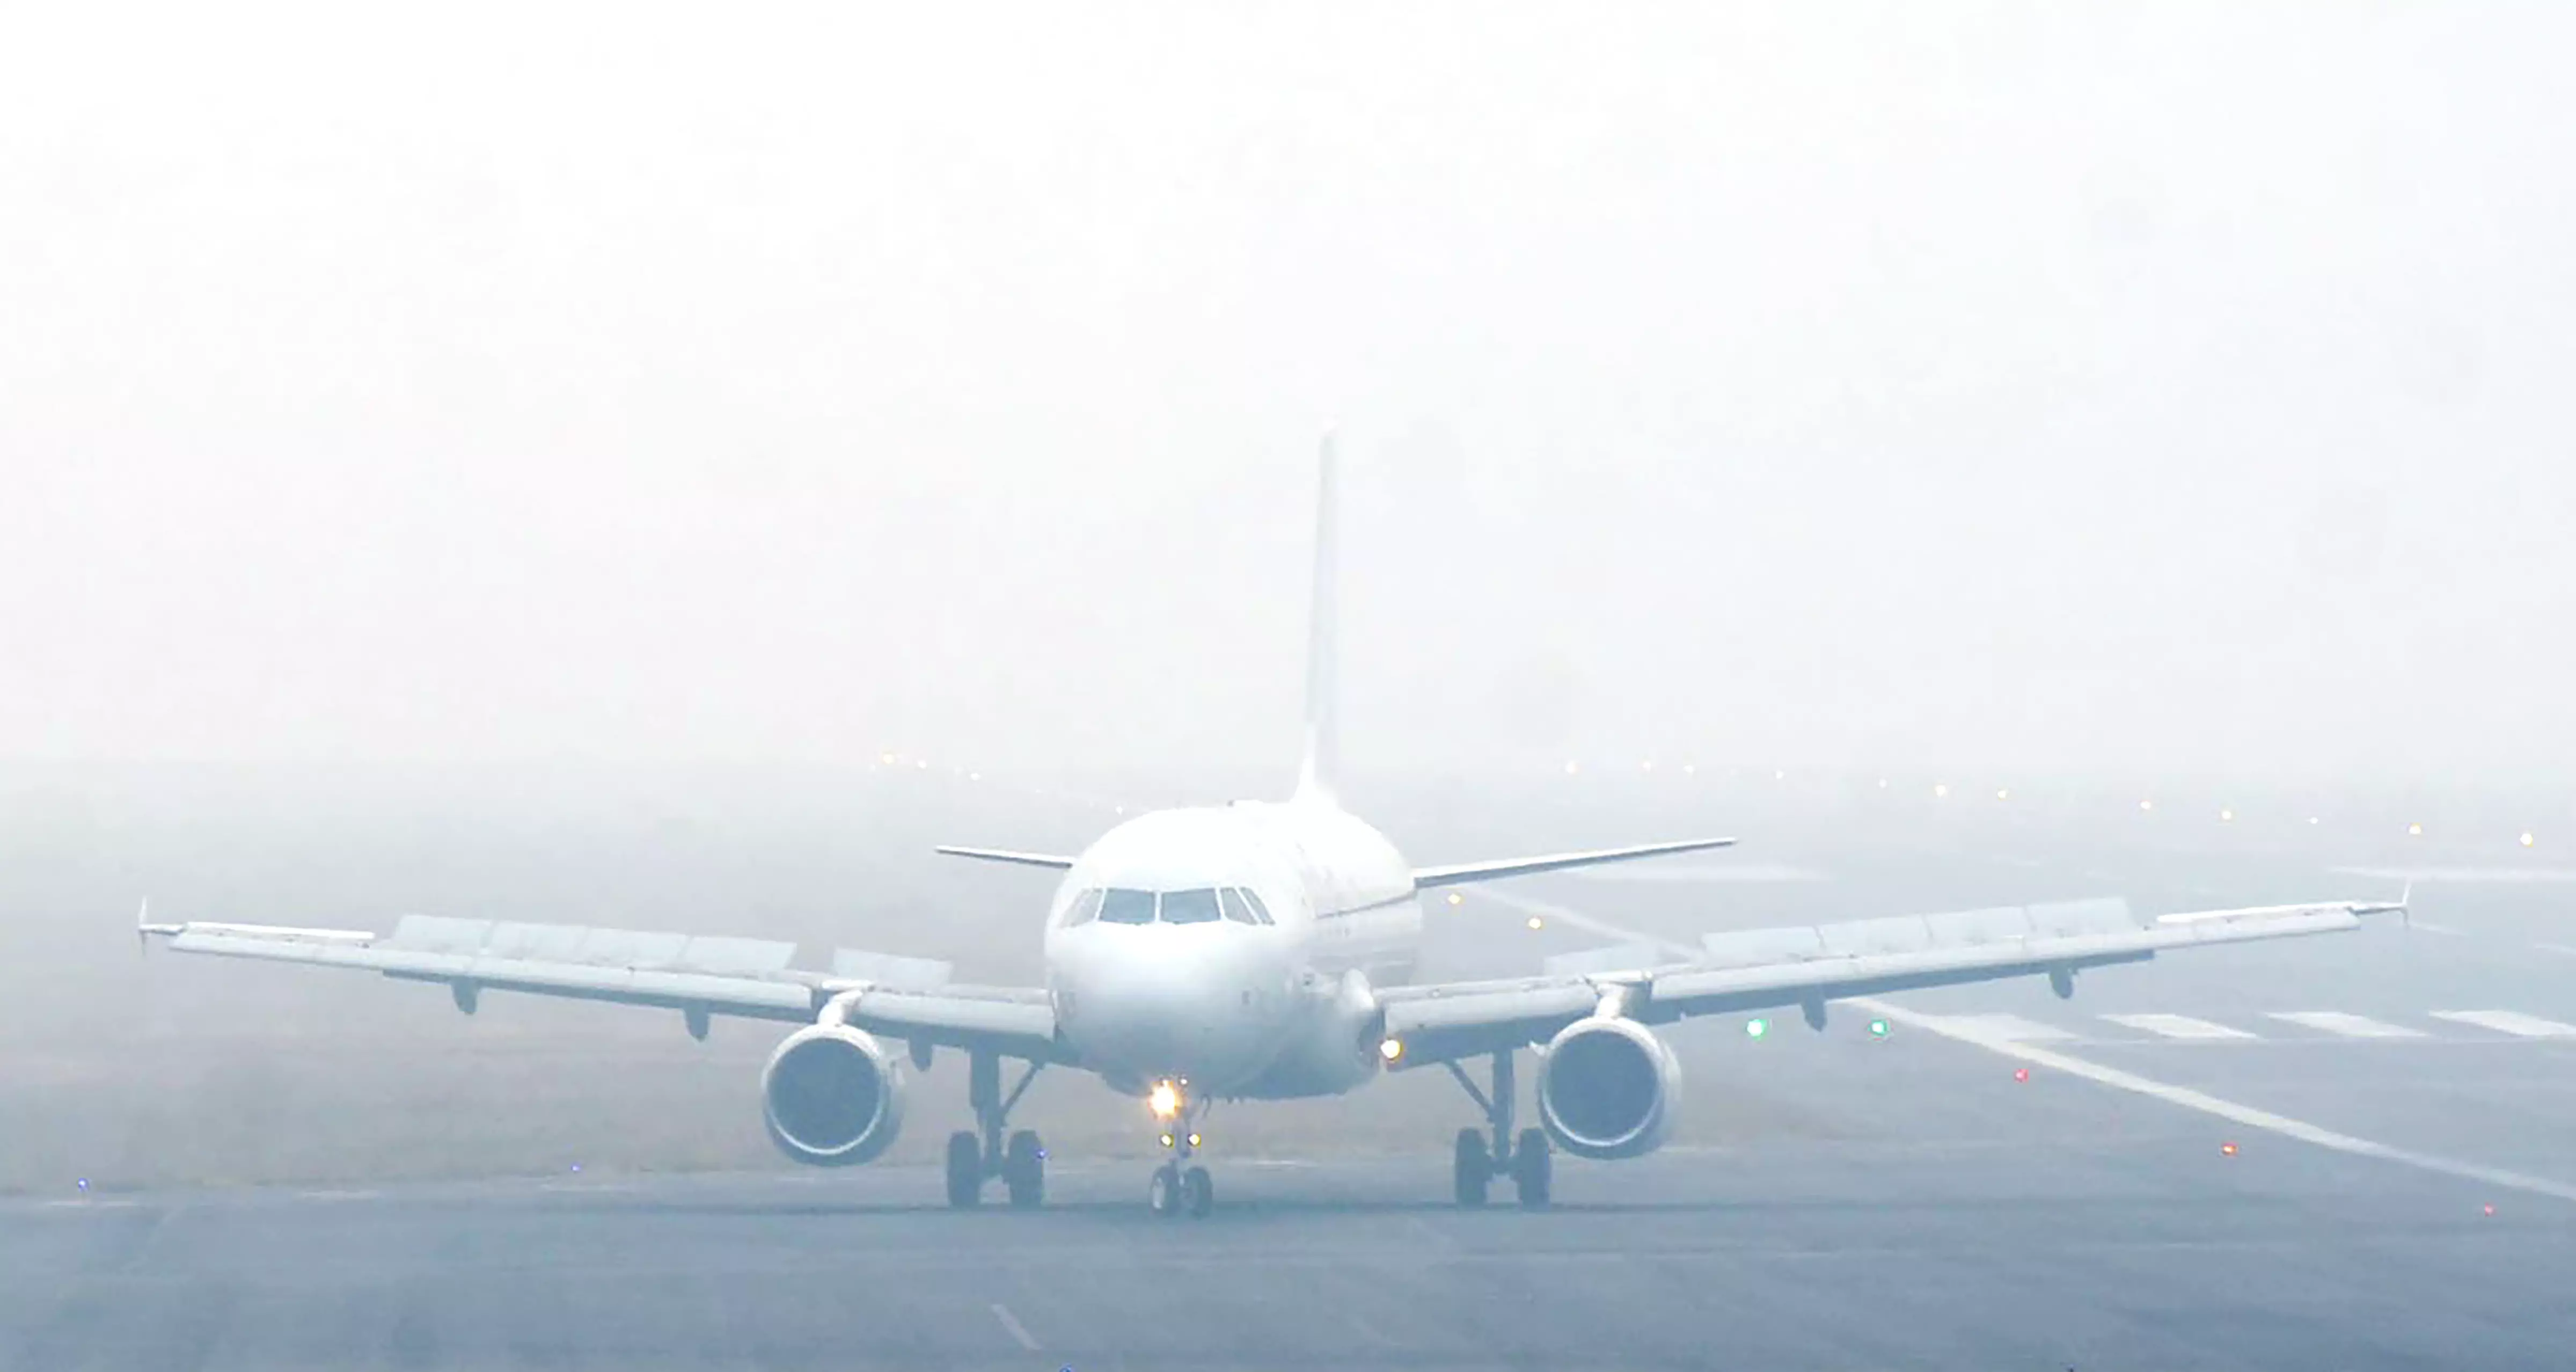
[
  {"x1": 945, "y1": 1131, "x2": 983, "y2": 1209},
  {"x1": 1453, "y1": 1127, "x2": 1491, "y2": 1207},
  {"x1": 1004, "y1": 1129, "x2": 1045, "y2": 1208}
]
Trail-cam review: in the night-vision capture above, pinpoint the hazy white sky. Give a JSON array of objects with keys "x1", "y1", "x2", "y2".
[{"x1": 2, "y1": 3, "x2": 2568, "y2": 780}]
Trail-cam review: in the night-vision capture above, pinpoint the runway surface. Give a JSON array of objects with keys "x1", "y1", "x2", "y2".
[{"x1": 9, "y1": 769, "x2": 2576, "y2": 1368}]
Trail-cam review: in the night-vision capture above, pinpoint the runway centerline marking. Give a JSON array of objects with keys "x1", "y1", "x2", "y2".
[
  {"x1": 1472, "y1": 886, "x2": 2576, "y2": 1209},
  {"x1": 990, "y1": 1303, "x2": 1041, "y2": 1352}
]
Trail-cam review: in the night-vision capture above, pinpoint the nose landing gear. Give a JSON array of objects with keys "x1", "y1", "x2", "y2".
[
  {"x1": 943, "y1": 1050, "x2": 1048, "y2": 1208},
  {"x1": 1144, "y1": 1079, "x2": 1217, "y2": 1218},
  {"x1": 1443, "y1": 1050, "x2": 1550, "y2": 1208}
]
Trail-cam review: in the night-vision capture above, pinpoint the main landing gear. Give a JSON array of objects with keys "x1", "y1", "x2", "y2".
[
  {"x1": 1444, "y1": 1049, "x2": 1550, "y2": 1208},
  {"x1": 945, "y1": 1050, "x2": 1047, "y2": 1209},
  {"x1": 1143, "y1": 1078, "x2": 1216, "y2": 1218}
]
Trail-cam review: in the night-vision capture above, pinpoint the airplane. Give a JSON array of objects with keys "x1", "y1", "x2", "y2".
[{"x1": 138, "y1": 435, "x2": 2405, "y2": 1217}]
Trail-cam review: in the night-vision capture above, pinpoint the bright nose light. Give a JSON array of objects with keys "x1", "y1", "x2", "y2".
[
  {"x1": 1378, "y1": 1037, "x2": 1404, "y2": 1063},
  {"x1": 1147, "y1": 1081, "x2": 1182, "y2": 1120}
]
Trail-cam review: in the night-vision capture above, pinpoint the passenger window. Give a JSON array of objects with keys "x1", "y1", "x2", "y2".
[
  {"x1": 1160, "y1": 888, "x2": 1223, "y2": 924},
  {"x1": 1236, "y1": 887, "x2": 1276, "y2": 925},
  {"x1": 1218, "y1": 888, "x2": 1261, "y2": 925},
  {"x1": 1060, "y1": 888, "x2": 1106, "y2": 927},
  {"x1": 1097, "y1": 889, "x2": 1157, "y2": 924}
]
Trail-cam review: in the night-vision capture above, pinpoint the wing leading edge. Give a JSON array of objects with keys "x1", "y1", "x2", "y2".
[
  {"x1": 1378, "y1": 895, "x2": 2402, "y2": 1066},
  {"x1": 139, "y1": 914, "x2": 1070, "y2": 1063},
  {"x1": 1411, "y1": 836, "x2": 1737, "y2": 888}
]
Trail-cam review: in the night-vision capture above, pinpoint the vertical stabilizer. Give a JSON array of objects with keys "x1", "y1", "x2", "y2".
[{"x1": 1294, "y1": 432, "x2": 1341, "y2": 804}]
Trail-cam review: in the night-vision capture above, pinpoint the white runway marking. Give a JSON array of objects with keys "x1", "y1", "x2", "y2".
[
  {"x1": 2430, "y1": 1010, "x2": 2576, "y2": 1039},
  {"x1": 1917, "y1": 1013, "x2": 2072, "y2": 1042},
  {"x1": 2266, "y1": 1011, "x2": 2425, "y2": 1039},
  {"x1": 1858, "y1": 996, "x2": 2576, "y2": 1207},
  {"x1": 1468, "y1": 885, "x2": 2576, "y2": 1210},
  {"x1": 2101, "y1": 1013, "x2": 2255, "y2": 1040},
  {"x1": 989, "y1": 1303, "x2": 1040, "y2": 1352}
]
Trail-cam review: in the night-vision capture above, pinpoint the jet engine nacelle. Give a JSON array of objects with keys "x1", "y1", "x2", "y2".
[
  {"x1": 760, "y1": 1023, "x2": 907, "y2": 1166},
  {"x1": 1536, "y1": 1015, "x2": 1681, "y2": 1160}
]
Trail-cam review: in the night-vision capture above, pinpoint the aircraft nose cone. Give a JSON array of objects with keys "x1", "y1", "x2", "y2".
[{"x1": 1053, "y1": 928, "x2": 1281, "y2": 1088}]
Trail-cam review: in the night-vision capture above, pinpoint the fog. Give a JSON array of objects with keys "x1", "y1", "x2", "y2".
[
  {"x1": 5, "y1": 4, "x2": 2571, "y2": 781},
  {"x1": 4, "y1": 6, "x2": 2575, "y2": 1196}
]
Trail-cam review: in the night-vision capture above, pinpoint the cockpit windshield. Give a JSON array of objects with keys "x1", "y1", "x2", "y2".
[
  {"x1": 1073, "y1": 887, "x2": 1276, "y2": 925},
  {"x1": 1096, "y1": 888, "x2": 1158, "y2": 924},
  {"x1": 1159, "y1": 888, "x2": 1223, "y2": 924}
]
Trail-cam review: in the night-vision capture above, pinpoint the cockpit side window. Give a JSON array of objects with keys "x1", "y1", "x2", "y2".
[
  {"x1": 1159, "y1": 888, "x2": 1224, "y2": 924},
  {"x1": 1097, "y1": 888, "x2": 1157, "y2": 924},
  {"x1": 1059, "y1": 888, "x2": 1106, "y2": 927},
  {"x1": 1219, "y1": 888, "x2": 1271, "y2": 925},
  {"x1": 1235, "y1": 887, "x2": 1276, "y2": 925}
]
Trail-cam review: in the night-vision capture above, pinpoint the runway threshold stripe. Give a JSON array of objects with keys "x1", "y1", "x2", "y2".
[
  {"x1": 1856, "y1": 996, "x2": 2576, "y2": 1208},
  {"x1": 2101, "y1": 1013, "x2": 2254, "y2": 1040},
  {"x1": 1467, "y1": 886, "x2": 2576, "y2": 1210},
  {"x1": 2266, "y1": 1011, "x2": 2425, "y2": 1039},
  {"x1": 990, "y1": 1303, "x2": 1041, "y2": 1352},
  {"x1": 2430, "y1": 1010, "x2": 2576, "y2": 1038}
]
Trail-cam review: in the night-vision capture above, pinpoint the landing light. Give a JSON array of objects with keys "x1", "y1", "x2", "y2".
[
  {"x1": 1933, "y1": 783, "x2": 1949, "y2": 798},
  {"x1": 2408, "y1": 822, "x2": 2423, "y2": 836},
  {"x1": 2522, "y1": 831, "x2": 2537, "y2": 848},
  {"x1": 1745, "y1": 1018, "x2": 1769, "y2": 1039},
  {"x1": 1160, "y1": 1133, "x2": 1175, "y2": 1148},
  {"x1": 2139, "y1": 798, "x2": 2154, "y2": 812},
  {"x1": 1996, "y1": 789, "x2": 2010, "y2": 801},
  {"x1": 1446, "y1": 892, "x2": 1464, "y2": 907},
  {"x1": 1378, "y1": 1037, "x2": 1405, "y2": 1063},
  {"x1": 1526, "y1": 916, "x2": 1545, "y2": 931},
  {"x1": 2220, "y1": 808, "x2": 2234, "y2": 822},
  {"x1": 1187, "y1": 1133, "x2": 1202, "y2": 1148},
  {"x1": 1148, "y1": 1081, "x2": 1183, "y2": 1120}
]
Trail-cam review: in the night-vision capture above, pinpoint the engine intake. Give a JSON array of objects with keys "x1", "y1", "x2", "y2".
[
  {"x1": 761, "y1": 1024, "x2": 906, "y2": 1166},
  {"x1": 1537, "y1": 1015, "x2": 1680, "y2": 1159}
]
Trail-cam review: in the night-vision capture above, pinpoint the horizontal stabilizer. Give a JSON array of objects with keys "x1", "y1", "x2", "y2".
[
  {"x1": 1413, "y1": 837, "x2": 1736, "y2": 888},
  {"x1": 933, "y1": 845, "x2": 1078, "y2": 871}
]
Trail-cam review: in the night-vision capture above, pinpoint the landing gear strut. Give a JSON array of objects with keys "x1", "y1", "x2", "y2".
[
  {"x1": 1144, "y1": 1080, "x2": 1216, "y2": 1218},
  {"x1": 945, "y1": 1050, "x2": 1046, "y2": 1209},
  {"x1": 1444, "y1": 1050, "x2": 1550, "y2": 1208}
]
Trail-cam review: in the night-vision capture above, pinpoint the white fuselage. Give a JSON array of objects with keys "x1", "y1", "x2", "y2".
[{"x1": 1041, "y1": 798, "x2": 1423, "y2": 1100}]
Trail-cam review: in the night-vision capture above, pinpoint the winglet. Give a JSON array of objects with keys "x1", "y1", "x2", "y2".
[
  {"x1": 2351, "y1": 878, "x2": 2412, "y2": 926},
  {"x1": 136, "y1": 897, "x2": 181, "y2": 954}
]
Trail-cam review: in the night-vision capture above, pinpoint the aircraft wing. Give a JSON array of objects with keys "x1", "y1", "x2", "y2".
[
  {"x1": 139, "y1": 913, "x2": 1071, "y2": 1063},
  {"x1": 1410, "y1": 836, "x2": 1736, "y2": 888},
  {"x1": 933, "y1": 846, "x2": 1079, "y2": 871},
  {"x1": 1376, "y1": 895, "x2": 2403, "y2": 1066}
]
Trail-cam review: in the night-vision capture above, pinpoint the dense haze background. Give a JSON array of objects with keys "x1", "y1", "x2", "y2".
[
  {"x1": 5, "y1": 3, "x2": 2570, "y2": 780},
  {"x1": 3, "y1": 5, "x2": 2573, "y2": 1194}
]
